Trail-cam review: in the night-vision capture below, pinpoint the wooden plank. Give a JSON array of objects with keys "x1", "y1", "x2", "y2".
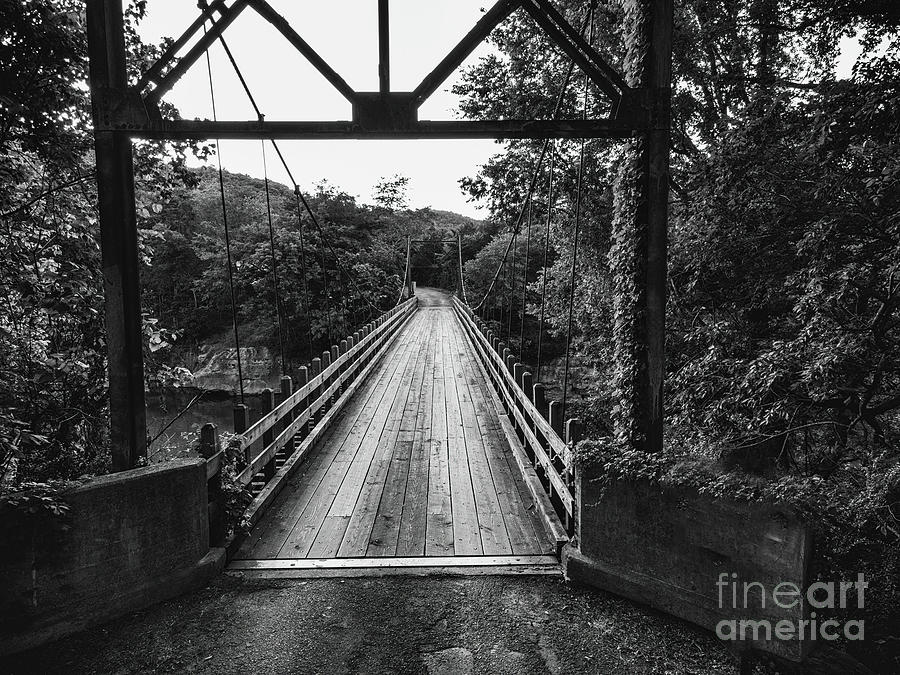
[
  {"x1": 363, "y1": 439, "x2": 413, "y2": 555},
  {"x1": 446, "y1": 315, "x2": 546, "y2": 555},
  {"x1": 228, "y1": 564, "x2": 561, "y2": 579},
  {"x1": 281, "y1": 313, "x2": 424, "y2": 558},
  {"x1": 229, "y1": 555, "x2": 559, "y2": 569},
  {"x1": 445, "y1": 313, "x2": 512, "y2": 555},
  {"x1": 451, "y1": 325, "x2": 551, "y2": 549},
  {"x1": 227, "y1": 554, "x2": 561, "y2": 579},
  {"x1": 452, "y1": 297, "x2": 568, "y2": 461},
  {"x1": 367, "y1": 310, "x2": 435, "y2": 556},
  {"x1": 425, "y1": 311, "x2": 454, "y2": 556},
  {"x1": 228, "y1": 563, "x2": 561, "y2": 579},
  {"x1": 479, "y1": 392, "x2": 557, "y2": 555},
  {"x1": 454, "y1": 309, "x2": 569, "y2": 552},
  {"x1": 237, "y1": 307, "x2": 420, "y2": 558},
  {"x1": 284, "y1": 313, "x2": 427, "y2": 558},
  {"x1": 334, "y1": 311, "x2": 431, "y2": 557},
  {"x1": 264, "y1": 356, "x2": 410, "y2": 558},
  {"x1": 238, "y1": 298, "x2": 416, "y2": 454},
  {"x1": 312, "y1": 313, "x2": 428, "y2": 557},
  {"x1": 497, "y1": 413, "x2": 570, "y2": 553},
  {"x1": 236, "y1": 309, "x2": 413, "y2": 484},
  {"x1": 442, "y1": 312, "x2": 483, "y2": 556},
  {"x1": 452, "y1": 299, "x2": 574, "y2": 514},
  {"x1": 395, "y1": 309, "x2": 438, "y2": 556}
]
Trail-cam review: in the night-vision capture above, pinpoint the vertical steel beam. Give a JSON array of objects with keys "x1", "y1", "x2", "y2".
[
  {"x1": 378, "y1": 0, "x2": 390, "y2": 94},
  {"x1": 641, "y1": 0, "x2": 672, "y2": 453},
  {"x1": 87, "y1": 0, "x2": 148, "y2": 471}
]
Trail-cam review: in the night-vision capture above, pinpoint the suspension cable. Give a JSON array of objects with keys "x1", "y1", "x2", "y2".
[
  {"x1": 319, "y1": 235, "x2": 333, "y2": 345},
  {"x1": 470, "y1": 9, "x2": 591, "y2": 313},
  {"x1": 518, "y1": 193, "x2": 533, "y2": 356},
  {"x1": 506, "y1": 229, "x2": 517, "y2": 340},
  {"x1": 395, "y1": 236, "x2": 411, "y2": 307},
  {"x1": 261, "y1": 137, "x2": 287, "y2": 373},
  {"x1": 294, "y1": 187, "x2": 315, "y2": 355},
  {"x1": 561, "y1": 5, "x2": 596, "y2": 422},
  {"x1": 536, "y1": 145, "x2": 556, "y2": 383},
  {"x1": 202, "y1": 21, "x2": 245, "y2": 404},
  {"x1": 213, "y1": 27, "x2": 382, "y2": 320},
  {"x1": 457, "y1": 233, "x2": 468, "y2": 306}
]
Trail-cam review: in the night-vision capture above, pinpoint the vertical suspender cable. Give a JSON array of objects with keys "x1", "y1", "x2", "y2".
[
  {"x1": 396, "y1": 236, "x2": 411, "y2": 307},
  {"x1": 294, "y1": 188, "x2": 315, "y2": 356},
  {"x1": 561, "y1": 3, "x2": 596, "y2": 422},
  {"x1": 498, "y1": 258, "x2": 506, "y2": 337},
  {"x1": 212, "y1": 26, "x2": 288, "y2": 373},
  {"x1": 470, "y1": 9, "x2": 592, "y2": 315},
  {"x1": 338, "y1": 268, "x2": 351, "y2": 337},
  {"x1": 212, "y1": 28, "x2": 380, "y2": 337},
  {"x1": 261, "y1": 136, "x2": 287, "y2": 374},
  {"x1": 536, "y1": 145, "x2": 556, "y2": 383},
  {"x1": 202, "y1": 22, "x2": 244, "y2": 404},
  {"x1": 518, "y1": 194, "x2": 533, "y2": 356},
  {"x1": 319, "y1": 234, "x2": 333, "y2": 345},
  {"x1": 507, "y1": 229, "x2": 517, "y2": 341},
  {"x1": 457, "y1": 232, "x2": 468, "y2": 306}
]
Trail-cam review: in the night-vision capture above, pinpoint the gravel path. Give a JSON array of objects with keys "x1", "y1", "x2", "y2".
[{"x1": 5, "y1": 574, "x2": 750, "y2": 674}]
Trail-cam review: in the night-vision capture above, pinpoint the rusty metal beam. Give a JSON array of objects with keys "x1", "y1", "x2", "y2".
[
  {"x1": 411, "y1": 0, "x2": 520, "y2": 107},
  {"x1": 641, "y1": 0, "x2": 673, "y2": 454},
  {"x1": 87, "y1": 0, "x2": 147, "y2": 471},
  {"x1": 520, "y1": 0, "x2": 628, "y2": 105},
  {"x1": 117, "y1": 117, "x2": 643, "y2": 140},
  {"x1": 378, "y1": 0, "x2": 390, "y2": 94},
  {"x1": 135, "y1": 0, "x2": 229, "y2": 91},
  {"x1": 249, "y1": 0, "x2": 357, "y2": 104},
  {"x1": 145, "y1": 0, "x2": 250, "y2": 105}
]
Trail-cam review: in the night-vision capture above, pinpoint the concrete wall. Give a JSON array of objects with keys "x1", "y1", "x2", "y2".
[
  {"x1": 0, "y1": 459, "x2": 225, "y2": 654},
  {"x1": 564, "y1": 477, "x2": 810, "y2": 662}
]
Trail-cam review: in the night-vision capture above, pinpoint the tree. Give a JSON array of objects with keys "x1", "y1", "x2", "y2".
[
  {"x1": 454, "y1": 0, "x2": 900, "y2": 467},
  {"x1": 372, "y1": 174, "x2": 410, "y2": 211},
  {"x1": 0, "y1": 0, "x2": 198, "y2": 485}
]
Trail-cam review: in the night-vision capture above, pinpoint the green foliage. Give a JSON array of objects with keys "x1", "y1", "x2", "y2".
[
  {"x1": 456, "y1": 2, "x2": 900, "y2": 667},
  {"x1": 139, "y1": 168, "x2": 475, "y2": 366},
  {"x1": 372, "y1": 174, "x2": 410, "y2": 211},
  {"x1": 0, "y1": 1, "x2": 202, "y2": 488},
  {"x1": 456, "y1": 0, "x2": 900, "y2": 469},
  {"x1": 0, "y1": 480, "x2": 78, "y2": 529}
]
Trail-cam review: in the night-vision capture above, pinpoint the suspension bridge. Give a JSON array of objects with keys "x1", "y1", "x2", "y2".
[
  {"x1": 224, "y1": 288, "x2": 571, "y2": 575},
  {"x1": 0, "y1": 2, "x2": 828, "y2": 668},
  {"x1": 81, "y1": 0, "x2": 671, "y2": 576}
]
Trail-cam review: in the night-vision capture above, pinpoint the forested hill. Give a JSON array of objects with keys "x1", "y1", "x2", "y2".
[{"x1": 140, "y1": 167, "x2": 485, "y2": 378}]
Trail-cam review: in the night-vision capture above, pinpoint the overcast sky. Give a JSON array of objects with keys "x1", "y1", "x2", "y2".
[
  {"x1": 137, "y1": 2, "x2": 865, "y2": 218},
  {"x1": 137, "y1": 0, "x2": 502, "y2": 217}
]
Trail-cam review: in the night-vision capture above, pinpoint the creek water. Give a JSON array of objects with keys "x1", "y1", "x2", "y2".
[{"x1": 145, "y1": 389, "x2": 266, "y2": 463}]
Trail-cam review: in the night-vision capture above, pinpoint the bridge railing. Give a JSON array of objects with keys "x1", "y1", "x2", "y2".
[
  {"x1": 452, "y1": 295, "x2": 578, "y2": 535},
  {"x1": 199, "y1": 296, "x2": 418, "y2": 545}
]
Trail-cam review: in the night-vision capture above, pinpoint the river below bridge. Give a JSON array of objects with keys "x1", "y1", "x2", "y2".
[{"x1": 146, "y1": 390, "x2": 266, "y2": 463}]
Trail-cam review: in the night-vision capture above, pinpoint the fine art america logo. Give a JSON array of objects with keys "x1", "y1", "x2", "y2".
[{"x1": 715, "y1": 573, "x2": 867, "y2": 642}]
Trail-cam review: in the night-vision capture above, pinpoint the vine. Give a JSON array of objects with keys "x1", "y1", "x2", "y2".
[{"x1": 608, "y1": 0, "x2": 653, "y2": 451}]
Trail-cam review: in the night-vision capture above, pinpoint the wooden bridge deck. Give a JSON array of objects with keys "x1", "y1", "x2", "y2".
[{"x1": 234, "y1": 289, "x2": 558, "y2": 565}]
